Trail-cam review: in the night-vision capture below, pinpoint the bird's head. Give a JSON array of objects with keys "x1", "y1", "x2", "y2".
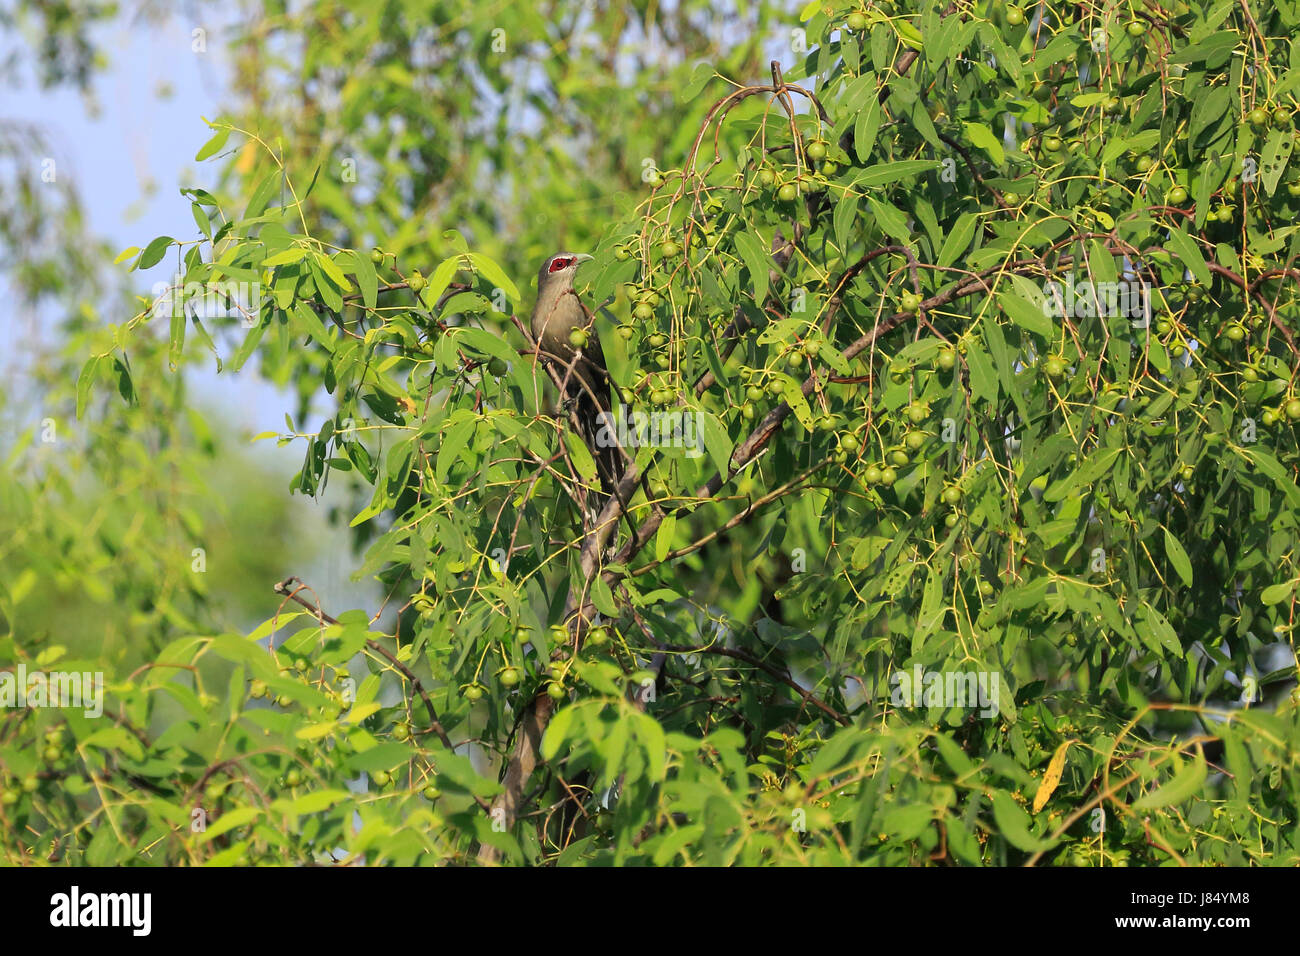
[{"x1": 537, "y1": 252, "x2": 593, "y2": 294}]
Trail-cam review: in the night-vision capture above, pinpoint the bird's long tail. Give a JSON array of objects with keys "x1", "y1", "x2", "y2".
[{"x1": 574, "y1": 391, "x2": 623, "y2": 527}]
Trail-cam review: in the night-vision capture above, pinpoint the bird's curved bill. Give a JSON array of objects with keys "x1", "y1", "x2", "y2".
[{"x1": 573, "y1": 254, "x2": 594, "y2": 267}]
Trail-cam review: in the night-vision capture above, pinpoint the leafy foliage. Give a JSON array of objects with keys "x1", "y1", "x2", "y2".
[{"x1": 6, "y1": 0, "x2": 1300, "y2": 866}]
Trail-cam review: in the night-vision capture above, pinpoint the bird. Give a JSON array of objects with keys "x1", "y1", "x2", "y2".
[{"x1": 529, "y1": 252, "x2": 622, "y2": 517}]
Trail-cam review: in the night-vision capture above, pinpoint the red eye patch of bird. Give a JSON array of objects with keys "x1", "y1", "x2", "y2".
[{"x1": 548, "y1": 256, "x2": 574, "y2": 273}]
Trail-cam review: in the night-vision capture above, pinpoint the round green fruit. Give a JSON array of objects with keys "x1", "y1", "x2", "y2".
[
  {"x1": 422, "y1": 785, "x2": 441, "y2": 800},
  {"x1": 1243, "y1": 367, "x2": 1259, "y2": 383},
  {"x1": 806, "y1": 141, "x2": 827, "y2": 161},
  {"x1": 904, "y1": 431, "x2": 926, "y2": 452},
  {"x1": 863, "y1": 465, "x2": 883, "y2": 485},
  {"x1": 408, "y1": 272, "x2": 426, "y2": 293},
  {"x1": 1135, "y1": 155, "x2": 1154, "y2": 172},
  {"x1": 937, "y1": 348, "x2": 956, "y2": 371},
  {"x1": 1226, "y1": 325, "x2": 1245, "y2": 342},
  {"x1": 1274, "y1": 108, "x2": 1293, "y2": 128},
  {"x1": 547, "y1": 682, "x2": 566, "y2": 701},
  {"x1": 900, "y1": 292, "x2": 922, "y2": 313},
  {"x1": 1286, "y1": 398, "x2": 1300, "y2": 420},
  {"x1": 740, "y1": 401, "x2": 756, "y2": 420},
  {"x1": 285, "y1": 768, "x2": 302, "y2": 787},
  {"x1": 757, "y1": 168, "x2": 776, "y2": 186},
  {"x1": 659, "y1": 240, "x2": 681, "y2": 257},
  {"x1": 906, "y1": 404, "x2": 928, "y2": 424},
  {"x1": 1044, "y1": 357, "x2": 1065, "y2": 379},
  {"x1": 1248, "y1": 107, "x2": 1270, "y2": 128},
  {"x1": 370, "y1": 248, "x2": 384, "y2": 264},
  {"x1": 778, "y1": 183, "x2": 798, "y2": 201},
  {"x1": 568, "y1": 327, "x2": 589, "y2": 348},
  {"x1": 978, "y1": 581, "x2": 995, "y2": 597},
  {"x1": 371, "y1": 770, "x2": 391, "y2": 787},
  {"x1": 647, "y1": 332, "x2": 667, "y2": 348},
  {"x1": 615, "y1": 245, "x2": 632, "y2": 261},
  {"x1": 617, "y1": 325, "x2": 633, "y2": 340},
  {"x1": 942, "y1": 486, "x2": 962, "y2": 506},
  {"x1": 633, "y1": 302, "x2": 654, "y2": 320},
  {"x1": 846, "y1": 12, "x2": 867, "y2": 31},
  {"x1": 1042, "y1": 135, "x2": 1063, "y2": 152},
  {"x1": 464, "y1": 684, "x2": 485, "y2": 701},
  {"x1": 487, "y1": 357, "x2": 508, "y2": 377},
  {"x1": 889, "y1": 450, "x2": 910, "y2": 467},
  {"x1": 1006, "y1": 5, "x2": 1025, "y2": 26},
  {"x1": 1262, "y1": 409, "x2": 1278, "y2": 426},
  {"x1": 839, "y1": 433, "x2": 861, "y2": 453},
  {"x1": 1167, "y1": 186, "x2": 1188, "y2": 205},
  {"x1": 587, "y1": 626, "x2": 609, "y2": 647},
  {"x1": 1126, "y1": 20, "x2": 1146, "y2": 36},
  {"x1": 393, "y1": 722, "x2": 411, "y2": 741},
  {"x1": 880, "y1": 467, "x2": 898, "y2": 486}
]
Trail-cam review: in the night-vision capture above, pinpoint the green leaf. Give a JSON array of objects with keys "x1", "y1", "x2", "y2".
[
  {"x1": 1163, "y1": 528, "x2": 1194, "y2": 587},
  {"x1": 1133, "y1": 751, "x2": 1208, "y2": 809}
]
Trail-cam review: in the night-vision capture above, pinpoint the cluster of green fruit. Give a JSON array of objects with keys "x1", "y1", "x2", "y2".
[
  {"x1": 249, "y1": 662, "x2": 351, "y2": 720},
  {"x1": 462, "y1": 623, "x2": 613, "y2": 703},
  {"x1": 1245, "y1": 104, "x2": 1294, "y2": 129},
  {"x1": 0, "y1": 771, "x2": 40, "y2": 806}
]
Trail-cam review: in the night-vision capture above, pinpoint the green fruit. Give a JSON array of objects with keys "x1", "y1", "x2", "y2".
[
  {"x1": 408, "y1": 272, "x2": 426, "y2": 293},
  {"x1": 370, "y1": 248, "x2": 384, "y2": 263},
  {"x1": 906, "y1": 403, "x2": 928, "y2": 424},
  {"x1": 1263, "y1": 409, "x2": 1278, "y2": 426},
  {"x1": 633, "y1": 302, "x2": 654, "y2": 321},
  {"x1": 1166, "y1": 186, "x2": 1188, "y2": 205},
  {"x1": 942, "y1": 486, "x2": 962, "y2": 506},
  {"x1": 1287, "y1": 182, "x2": 1300, "y2": 197},
  {"x1": 372, "y1": 770, "x2": 391, "y2": 787},
  {"x1": 1214, "y1": 205, "x2": 1233, "y2": 223},
  {"x1": 900, "y1": 292, "x2": 922, "y2": 313},
  {"x1": 464, "y1": 684, "x2": 485, "y2": 701},
  {"x1": 944, "y1": 513, "x2": 959, "y2": 528},
  {"x1": 1274, "y1": 108, "x2": 1293, "y2": 128},
  {"x1": 1126, "y1": 20, "x2": 1146, "y2": 36},
  {"x1": 21, "y1": 775, "x2": 38, "y2": 793},
  {"x1": 978, "y1": 581, "x2": 995, "y2": 597},
  {"x1": 1286, "y1": 398, "x2": 1300, "y2": 420},
  {"x1": 740, "y1": 401, "x2": 756, "y2": 420},
  {"x1": 615, "y1": 245, "x2": 632, "y2": 261},
  {"x1": 648, "y1": 333, "x2": 667, "y2": 348},
  {"x1": 285, "y1": 768, "x2": 302, "y2": 787},
  {"x1": 937, "y1": 348, "x2": 956, "y2": 371},
  {"x1": 890, "y1": 450, "x2": 909, "y2": 467},
  {"x1": 43, "y1": 745, "x2": 61, "y2": 762},
  {"x1": 1006, "y1": 5, "x2": 1024, "y2": 26},
  {"x1": 250, "y1": 679, "x2": 267, "y2": 699},
  {"x1": 659, "y1": 240, "x2": 681, "y2": 257},
  {"x1": 768, "y1": 379, "x2": 786, "y2": 396},
  {"x1": 393, "y1": 722, "x2": 411, "y2": 741},
  {"x1": 487, "y1": 357, "x2": 508, "y2": 376},
  {"x1": 1002, "y1": 190, "x2": 1020, "y2": 205},
  {"x1": 1, "y1": 790, "x2": 18, "y2": 806},
  {"x1": 822, "y1": 161, "x2": 839, "y2": 176},
  {"x1": 1031, "y1": 82, "x2": 1052, "y2": 102},
  {"x1": 587, "y1": 626, "x2": 609, "y2": 647},
  {"x1": 863, "y1": 465, "x2": 883, "y2": 485},
  {"x1": 904, "y1": 431, "x2": 926, "y2": 452},
  {"x1": 778, "y1": 182, "x2": 798, "y2": 201},
  {"x1": 422, "y1": 785, "x2": 441, "y2": 800},
  {"x1": 617, "y1": 325, "x2": 633, "y2": 340},
  {"x1": 1171, "y1": 344, "x2": 1185, "y2": 358},
  {"x1": 846, "y1": 12, "x2": 867, "y2": 31},
  {"x1": 1248, "y1": 107, "x2": 1270, "y2": 128},
  {"x1": 1185, "y1": 284, "x2": 1204, "y2": 301},
  {"x1": 757, "y1": 168, "x2": 776, "y2": 186},
  {"x1": 1181, "y1": 466, "x2": 1195, "y2": 481},
  {"x1": 568, "y1": 327, "x2": 589, "y2": 348},
  {"x1": 746, "y1": 385, "x2": 764, "y2": 401},
  {"x1": 786, "y1": 351, "x2": 804, "y2": 369},
  {"x1": 276, "y1": 694, "x2": 292, "y2": 707},
  {"x1": 1135, "y1": 155, "x2": 1154, "y2": 172},
  {"x1": 802, "y1": 340, "x2": 821, "y2": 358},
  {"x1": 880, "y1": 467, "x2": 898, "y2": 486},
  {"x1": 806, "y1": 141, "x2": 827, "y2": 161},
  {"x1": 1226, "y1": 325, "x2": 1245, "y2": 342},
  {"x1": 839, "y1": 433, "x2": 861, "y2": 453},
  {"x1": 499, "y1": 667, "x2": 521, "y2": 688},
  {"x1": 1042, "y1": 135, "x2": 1063, "y2": 152},
  {"x1": 547, "y1": 682, "x2": 566, "y2": 701},
  {"x1": 1044, "y1": 357, "x2": 1065, "y2": 379}
]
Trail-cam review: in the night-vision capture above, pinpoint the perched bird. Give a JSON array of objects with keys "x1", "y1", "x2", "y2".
[{"x1": 530, "y1": 252, "x2": 622, "y2": 514}]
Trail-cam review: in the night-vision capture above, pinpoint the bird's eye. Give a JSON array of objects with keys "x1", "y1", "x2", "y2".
[{"x1": 548, "y1": 257, "x2": 574, "y2": 273}]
